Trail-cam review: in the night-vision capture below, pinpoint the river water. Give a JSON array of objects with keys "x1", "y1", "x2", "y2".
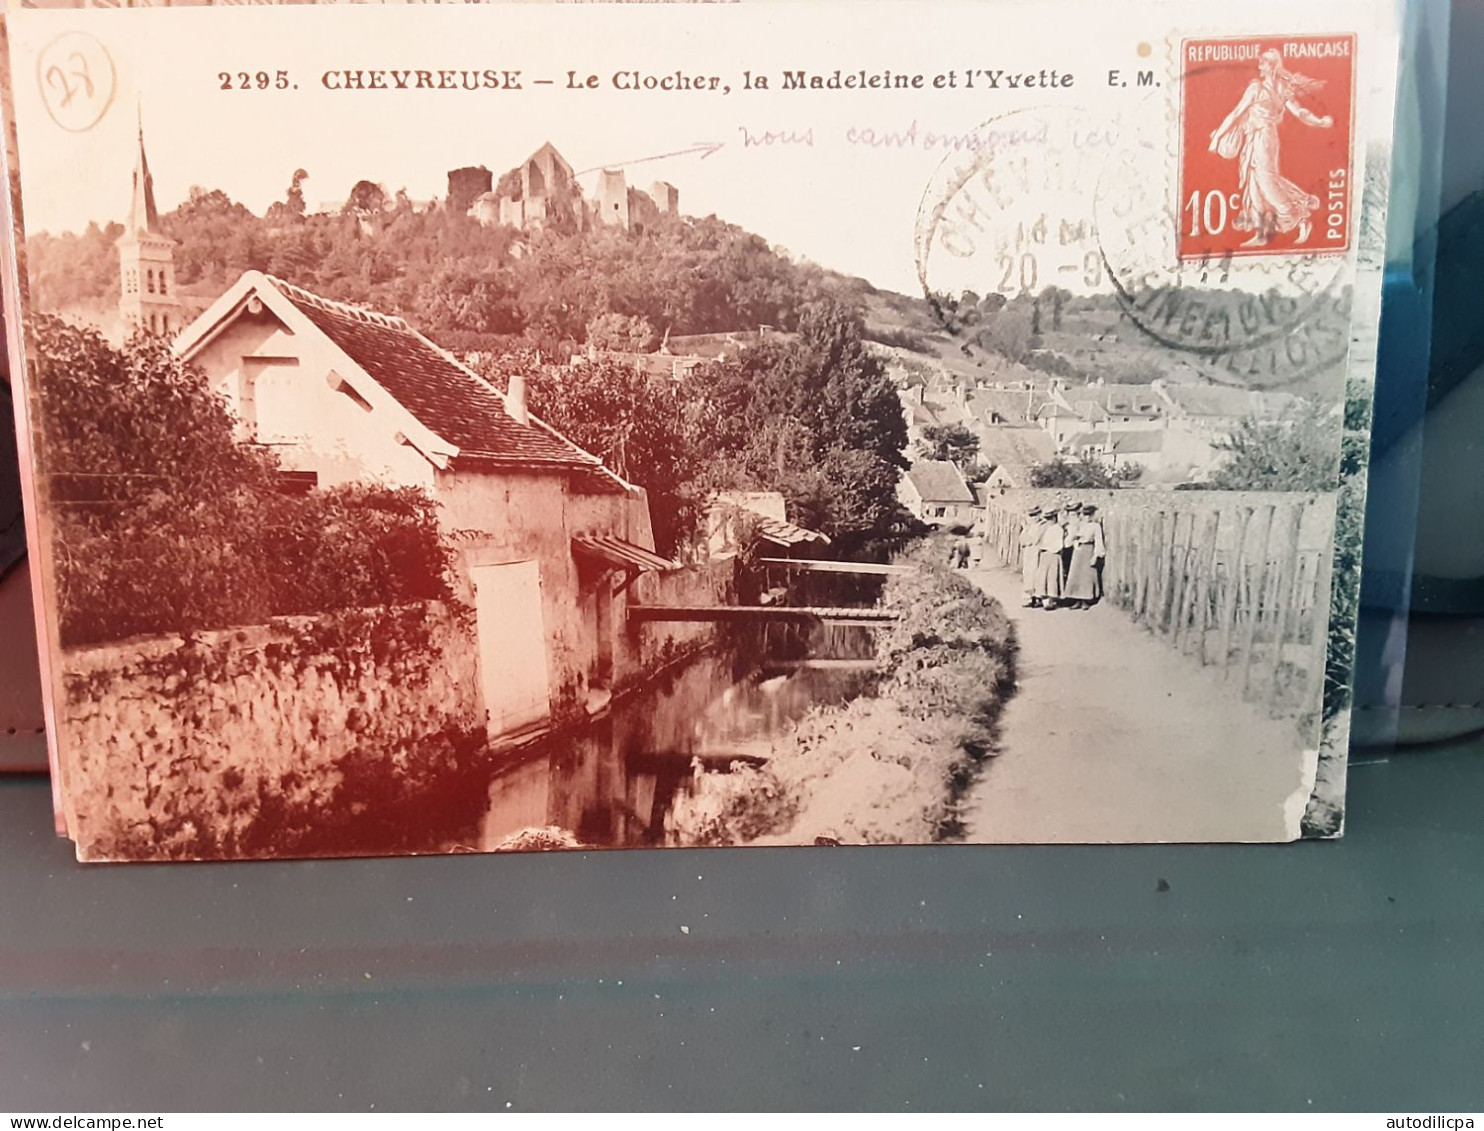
[{"x1": 474, "y1": 630, "x2": 875, "y2": 851}]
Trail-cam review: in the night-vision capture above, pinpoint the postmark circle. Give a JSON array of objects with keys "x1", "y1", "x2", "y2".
[
  {"x1": 915, "y1": 105, "x2": 1113, "y2": 314},
  {"x1": 37, "y1": 31, "x2": 116, "y2": 135},
  {"x1": 914, "y1": 101, "x2": 1353, "y2": 391},
  {"x1": 1092, "y1": 81, "x2": 1353, "y2": 388}
]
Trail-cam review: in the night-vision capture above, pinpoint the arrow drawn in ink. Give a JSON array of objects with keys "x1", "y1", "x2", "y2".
[{"x1": 575, "y1": 142, "x2": 725, "y2": 176}]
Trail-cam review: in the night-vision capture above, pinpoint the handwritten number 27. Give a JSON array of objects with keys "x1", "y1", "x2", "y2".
[{"x1": 45, "y1": 51, "x2": 94, "y2": 108}]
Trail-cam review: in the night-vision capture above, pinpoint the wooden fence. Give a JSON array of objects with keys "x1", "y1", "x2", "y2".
[{"x1": 981, "y1": 490, "x2": 1336, "y2": 720}]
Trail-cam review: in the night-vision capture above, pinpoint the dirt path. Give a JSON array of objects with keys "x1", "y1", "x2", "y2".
[{"x1": 961, "y1": 564, "x2": 1313, "y2": 843}]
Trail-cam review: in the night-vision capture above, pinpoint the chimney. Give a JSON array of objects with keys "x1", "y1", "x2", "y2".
[{"x1": 507, "y1": 372, "x2": 529, "y2": 426}]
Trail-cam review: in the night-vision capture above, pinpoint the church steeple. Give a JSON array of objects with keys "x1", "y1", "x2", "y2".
[
  {"x1": 126, "y1": 109, "x2": 160, "y2": 236},
  {"x1": 117, "y1": 111, "x2": 180, "y2": 338}
]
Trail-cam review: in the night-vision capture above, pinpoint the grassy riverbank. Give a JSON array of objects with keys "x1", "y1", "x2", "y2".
[{"x1": 669, "y1": 550, "x2": 1016, "y2": 845}]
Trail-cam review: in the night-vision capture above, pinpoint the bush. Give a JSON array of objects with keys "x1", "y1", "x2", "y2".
[
  {"x1": 863, "y1": 325, "x2": 932, "y2": 353},
  {"x1": 1029, "y1": 455, "x2": 1129, "y2": 489},
  {"x1": 34, "y1": 317, "x2": 460, "y2": 646},
  {"x1": 874, "y1": 550, "x2": 1016, "y2": 751},
  {"x1": 670, "y1": 547, "x2": 1018, "y2": 845},
  {"x1": 259, "y1": 485, "x2": 457, "y2": 619},
  {"x1": 54, "y1": 482, "x2": 461, "y2": 647}
]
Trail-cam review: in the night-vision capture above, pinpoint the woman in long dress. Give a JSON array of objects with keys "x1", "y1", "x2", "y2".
[
  {"x1": 1208, "y1": 49, "x2": 1334, "y2": 248},
  {"x1": 1064, "y1": 505, "x2": 1106, "y2": 609},
  {"x1": 1019, "y1": 506, "x2": 1044, "y2": 607},
  {"x1": 1035, "y1": 508, "x2": 1066, "y2": 610},
  {"x1": 1085, "y1": 504, "x2": 1107, "y2": 603}
]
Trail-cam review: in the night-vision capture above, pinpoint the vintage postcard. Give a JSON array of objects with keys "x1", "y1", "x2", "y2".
[{"x1": 0, "y1": 0, "x2": 1401, "y2": 860}]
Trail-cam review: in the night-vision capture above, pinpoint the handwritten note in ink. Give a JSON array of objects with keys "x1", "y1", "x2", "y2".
[{"x1": 38, "y1": 31, "x2": 115, "y2": 133}]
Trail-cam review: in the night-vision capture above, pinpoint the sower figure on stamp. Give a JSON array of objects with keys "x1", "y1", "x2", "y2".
[
  {"x1": 1065, "y1": 502, "x2": 1105, "y2": 610},
  {"x1": 1208, "y1": 48, "x2": 1333, "y2": 248},
  {"x1": 1035, "y1": 506, "x2": 1066, "y2": 610},
  {"x1": 1020, "y1": 505, "x2": 1045, "y2": 607}
]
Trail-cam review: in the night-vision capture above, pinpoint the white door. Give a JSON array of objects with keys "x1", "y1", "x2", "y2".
[{"x1": 469, "y1": 560, "x2": 552, "y2": 735}]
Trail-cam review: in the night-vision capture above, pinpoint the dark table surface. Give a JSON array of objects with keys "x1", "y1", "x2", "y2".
[{"x1": 0, "y1": 741, "x2": 1480, "y2": 1113}]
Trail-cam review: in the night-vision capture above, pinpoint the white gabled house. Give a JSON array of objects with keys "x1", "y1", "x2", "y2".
[
  {"x1": 174, "y1": 271, "x2": 671, "y2": 739},
  {"x1": 899, "y1": 459, "x2": 977, "y2": 525}
]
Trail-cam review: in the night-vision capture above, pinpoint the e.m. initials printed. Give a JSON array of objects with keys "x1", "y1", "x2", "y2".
[{"x1": 1178, "y1": 34, "x2": 1355, "y2": 261}]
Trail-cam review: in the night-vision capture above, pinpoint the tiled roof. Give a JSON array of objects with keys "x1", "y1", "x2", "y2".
[
  {"x1": 266, "y1": 277, "x2": 600, "y2": 471},
  {"x1": 1063, "y1": 431, "x2": 1107, "y2": 451},
  {"x1": 754, "y1": 516, "x2": 830, "y2": 547},
  {"x1": 1064, "y1": 429, "x2": 1166, "y2": 454},
  {"x1": 920, "y1": 393, "x2": 968, "y2": 426},
  {"x1": 977, "y1": 426, "x2": 1055, "y2": 470},
  {"x1": 1160, "y1": 385, "x2": 1280, "y2": 418},
  {"x1": 967, "y1": 389, "x2": 1039, "y2": 425},
  {"x1": 710, "y1": 493, "x2": 830, "y2": 546},
  {"x1": 573, "y1": 534, "x2": 676, "y2": 573},
  {"x1": 1111, "y1": 430, "x2": 1166, "y2": 454},
  {"x1": 1066, "y1": 384, "x2": 1164, "y2": 417},
  {"x1": 905, "y1": 459, "x2": 975, "y2": 504}
]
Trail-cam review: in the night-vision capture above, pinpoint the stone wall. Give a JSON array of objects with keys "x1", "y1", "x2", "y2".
[{"x1": 57, "y1": 602, "x2": 482, "y2": 861}]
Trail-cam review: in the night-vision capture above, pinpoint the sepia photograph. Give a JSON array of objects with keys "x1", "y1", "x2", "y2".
[{"x1": 1, "y1": 0, "x2": 1400, "y2": 859}]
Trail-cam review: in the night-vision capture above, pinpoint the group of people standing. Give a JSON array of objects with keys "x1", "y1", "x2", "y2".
[{"x1": 1019, "y1": 500, "x2": 1107, "y2": 610}]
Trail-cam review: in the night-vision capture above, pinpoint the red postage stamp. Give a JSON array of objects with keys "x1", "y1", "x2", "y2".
[{"x1": 1178, "y1": 34, "x2": 1356, "y2": 261}]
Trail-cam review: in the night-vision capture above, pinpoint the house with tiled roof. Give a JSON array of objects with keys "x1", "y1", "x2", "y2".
[
  {"x1": 175, "y1": 271, "x2": 669, "y2": 738},
  {"x1": 976, "y1": 426, "x2": 1057, "y2": 490},
  {"x1": 1062, "y1": 425, "x2": 1219, "y2": 481},
  {"x1": 1061, "y1": 383, "x2": 1166, "y2": 426},
  {"x1": 1156, "y1": 384, "x2": 1304, "y2": 437},
  {"x1": 899, "y1": 459, "x2": 977, "y2": 525},
  {"x1": 704, "y1": 491, "x2": 831, "y2": 560},
  {"x1": 964, "y1": 388, "x2": 1044, "y2": 428}
]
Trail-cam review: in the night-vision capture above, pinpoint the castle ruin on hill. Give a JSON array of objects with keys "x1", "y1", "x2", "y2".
[{"x1": 451, "y1": 142, "x2": 679, "y2": 235}]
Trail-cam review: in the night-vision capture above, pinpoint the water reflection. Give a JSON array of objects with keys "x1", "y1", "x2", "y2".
[{"x1": 477, "y1": 633, "x2": 875, "y2": 850}]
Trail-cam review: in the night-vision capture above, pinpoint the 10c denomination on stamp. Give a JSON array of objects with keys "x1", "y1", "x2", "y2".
[{"x1": 1178, "y1": 33, "x2": 1356, "y2": 261}]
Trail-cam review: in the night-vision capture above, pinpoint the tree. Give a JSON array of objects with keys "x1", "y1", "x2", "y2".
[
  {"x1": 978, "y1": 299, "x2": 1034, "y2": 360},
  {"x1": 585, "y1": 312, "x2": 658, "y2": 352},
  {"x1": 780, "y1": 447, "x2": 907, "y2": 546},
  {"x1": 498, "y1": 353, "x2": 711, "y2": 556},
  {"x1": 1029, "y1": 454, "x2": 1134, "y2": 489},
  {"x1": 288, "y1": 168, "x2": 309, "y2": 215},
  {"x1": 26, "y1": 221, "x2": 123, "y2": 312},
  {"x1": 34, "y1": 315, "x2": 271, "y2": 506},
  {"x1": 1040, "y1": 285, "x2": 1071, "y2": 332},
  {"x1": 162, "y1": 188, "x2": 265, "y2": 290},
  {"x1": 917, "y1": 423, "x2": 980, "y2": 465},
  {"x1": 692, "y1": 297, "x2": 909, "y2": 549},
  {"x1": 1204, "y1": 401, "x2": 1341, "y2": 492},
  {"x1": 345, "y1": 180, "x2": 387, "y2": 217},
  {"x1": 266, "y1": 169, "x2": 310, "y2": 226},
  {"x1": 28, "y1": 171, "x2": 838, "y2": 355},
  {"x1": 32, "y1": 317, "x2": 458, "y2": 645}
]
